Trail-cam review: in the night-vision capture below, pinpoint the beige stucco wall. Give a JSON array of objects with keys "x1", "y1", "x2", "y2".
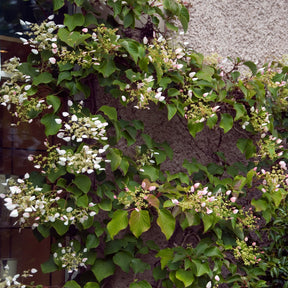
[{"x1": 180, "y1": 0, "x2": 288, "y2": 64}]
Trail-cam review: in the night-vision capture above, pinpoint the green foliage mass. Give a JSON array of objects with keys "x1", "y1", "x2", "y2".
[{"x1": 1, "y1": 0, "x2": 288, "y2": 287}]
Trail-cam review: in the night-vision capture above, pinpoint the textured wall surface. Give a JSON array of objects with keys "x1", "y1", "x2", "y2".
[{"x1": 181, "y1": 0, "x2": 288, "y2": 63}]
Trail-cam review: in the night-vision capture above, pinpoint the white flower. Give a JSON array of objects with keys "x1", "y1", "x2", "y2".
[
  {"x1": 71, "y1": 115, "x2": 78, "y2": 122},
  {"x1": 67, "y1": 100, "x2": 73, "y2": 107},
  {"x1": 55, "y1": 118, "x2": 62, "y2": 124},
  {"x1": 206, "y1": 208, "x2": 213, "y2": 214},
  {"x1": 189, "y1": 72, "x2": 196, "y2": 78},
  {"x1": 31, "y1": 49, "x2": 38, "y2": 55},
  {"x1": 10, "y1": 209, "x2": 19, "y2": 217},
  {"x1": 215, "y1": 275, "x2": 220, "y2": 281},
  {"x1": 143, "y1": 37, "x2": 148, "y2": 44},
  {"x1": 24, "y1": 85, "x2": 31, "y2": 91},
  {"x1": 31, "y1": 268, "x2": 38, "y2": 273},
  {"x1": 121, "y1": 95, "x2": 126, "y2": 102},
  {"x1": 206, "y1": 281, "x2": 212, "y2": 288},
  {"x1": 66, "y1": 207, "x2": 73, "y2": 212},
  {"x1": 172, "y1": 199, "x2": 179, "y2": 205},
  {"x1": 49, "y1": 57, "x2": 56, "y2": 64},
  {"x1": 279, "y1": 161, "x2": 287, "y2": 170}
]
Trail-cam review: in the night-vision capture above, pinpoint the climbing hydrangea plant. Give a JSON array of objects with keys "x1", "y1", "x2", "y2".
[{"x1": 1, "y1": 0, "x2": 288, "y2": 287}]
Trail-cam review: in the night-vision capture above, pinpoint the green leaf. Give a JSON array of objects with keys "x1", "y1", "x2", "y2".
[
  {"x1": 53, "y1": 0, "x2": 65, "y2": 10},
  {"x1": 113, "y1": 251, "x2": 133, "y2": 272},
  {"x1": 202, "y1": 214, "x2": 215, "y2": 233},
  {"x1": 99, "y1": 105, "x2": 117, "y2": 121},
  {"x1": 18, "y1": 62, "x2": 38, "y2": 77},
  {"x1": 109, "y1": 0, "x2": 122, "y2": 17},
  {"x1": 107, "y1": 210, "x2": 128, "y2": 239},
  {"x1": 187, "y1": 120, "x2": 204, "y2": 137},
  {"x1": 219, "y1": 113, "x2": 233, "y2": 133},
  {"x1": 84, "y1": 13, "x2": 98, "y2": 26},
  {"x1": 156, "y1": 248, "x2": 174, "y2": 269},
  {"x1": 33, "y1": 72, "x2": 53, "y2": 86},
  {"x1": 76, "y1": 194, "x2": 89, "y2": 207},
  {"x1": 192, "y1": 259, "x2": 211, "y2": 277},
  {"x1": 130, "y1": 258, "x2": 150, "y2": 274},
  {"x1": 251, "y1": 198, "x2": 268, "y2": 212},
  {"x1": 146, "y1": 194, "x2": 160, "y2": 209},
  {"x1": 99, "y1": 199, "x2": 112, "y2": 211},
  {"x1": 40, "y1": 113, "x2": 62, "y2": 136},
  {"x1": 57, "y1": 71, "x2": 72, "y2": 85},
  {"x1": 74, "y1": 0, "x2": 84, "y2": 6},
  {"x1": 46, "y1": 95, "x2": 61, "y2": 113},
  {"x1": 175, "y1": 269, "x2": 194, "y2": 287},
  {"x1": 167, "y1": 104, "x2": 177, "y2": 120},
  {"x1": 237, "y1": 138, "x2": 256, "y2": 159},
  {"x1": 73, "y1": 174, "x2": 91, "y2": 193},
  {"x1": 179, "y1": 6, "x2": 190, "y2": 32},
  {"x1": 86, "y1": 234, "x2": 100, "y2": 249},
  {"x1": 97, "y1": 55, "x2": 117, "y2": 77},
  {"x1": 37, "y1": 224, "x2": 50, "y2": 238},
  {"x1": 157, "y1": 209, "x2": 175, "y2": 240},
  {"x1": 204, "y1": 246, "x2": 222, "y2": 258},
  {"x1": 58, "y1": 28, "x2": 90, "y2": 47},
  {"x1": 207, "y1": 163, "x2": 224, "y2": 175},
  {"x1": 120, "y1": 158, "x2": 129, "y2": 175},
  {"x1": 129, "y1": 280, "x2": 152, "y2": 288},
  {"x1": 196, "y1": 65, "x2": 214, "y2": 81},
  {"x1": 207, "y1": 114, "x2": 218, "y2": 129},
  {"x1": 163, "y1": 0, "x2": 179, "y2": 14},
  {"x1": 41, "y1": 256, "x2": 58, "y2": 273},
  {"x1": 233, "y1": 103, "x2": 246, "y2": 121},
  {"x1": 123, "y1": 12, "x2": 134, "y2": 28},
  {"x1": 52, "y1": 219, "x2": 69, "y2": 236},
  {"x1": 140, "y1": 166, "x2": 159, "y2": 182},
  {"x1": 271, "y1": 189, "x2": 283, "y2": 207},
  {"x1": 92, "y1": 259, "x2": 115, "y2": 283},
  {"x1": 243, "y1": 61, "x2": 258, "y2": 76},
  {"x1": 107, "y1": 148, "x2": 122, "y2": 171},
  {"x1": 64, "y1": 13, "x2": 85, "y2": 31},
  {"x1": 121, "y1": 40, "x2": 139, "y2": 63},
  {"x1": 129, "y1": 210, "x2": 151, "y2": 238},
  {"x1": 64, "y1": 281, "x2": 81, "y2": 288},
  {"x1": 84, "y1": 282, "x2": 100, "y2": 288},
  {"x1": 165, "y1": 22, "x2": 178, "y2": 32},
  {"x1": 47, "y1": 166, "x2": 66, "y2": 183}
]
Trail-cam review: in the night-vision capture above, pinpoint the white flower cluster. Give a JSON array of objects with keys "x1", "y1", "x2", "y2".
[
  {"x1": 57, "y1": 113, "x2": 109, "y2": 143},
  {"x1": 1, "y1": 176, "x2": 98, "y2": 227},
  {"x1": 18, "y1": 15, "x2": 59, "y2": 53},
  {"x1": 0, "y1": 264, "x2": 37, "y2": 288},
  {"x1": 53, "y1": 242, "x2": 87, "y2": 273},
  {"x1": 56, "y1": 112, "x2": 110, "y2": 174},
  {"x1": 1, "y1": 175, "x2": 46, "y2": 225},
  {"x1": 57, "y1": 145, "x2": 109, "y2": 174}
]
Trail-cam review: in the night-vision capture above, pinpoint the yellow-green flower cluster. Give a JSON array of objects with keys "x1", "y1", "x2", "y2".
[
  {"x1": 257, "y1": 162, "x2": 288, "y2": 196},
  {"x1": 53, "y1": 242, "x2": 88, "y2": 273},
  {"x1": 184, "y1": 100, "x2": 219, "y2": 122},
  {"x1": 117, "y1": 181, "x2": 157, "y2": 211},
  {"x1": 136, "y1": 147, "x2": 159, "y2": 168},
  {"x1": 234, "y1": 239, "x2": 260, "y2": 266}
]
